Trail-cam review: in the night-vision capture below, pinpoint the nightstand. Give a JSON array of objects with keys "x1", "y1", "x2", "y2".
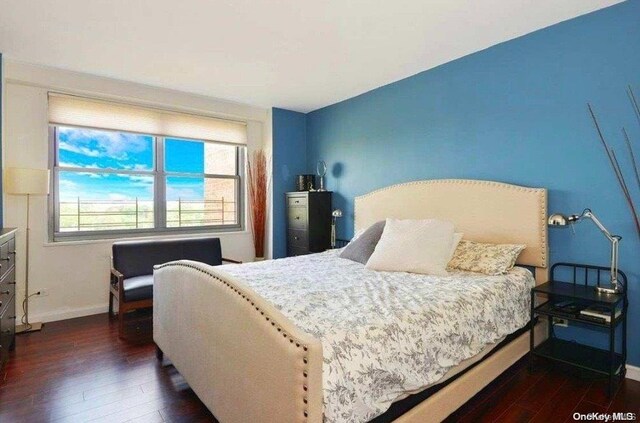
[{"x1": 529, "y1": 262, "x2": 628, "y2": 397}]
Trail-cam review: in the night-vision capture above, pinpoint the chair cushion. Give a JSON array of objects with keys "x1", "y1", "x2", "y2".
[{"x1": 122, "y1": 275, "x2": 154, "y2": 303}]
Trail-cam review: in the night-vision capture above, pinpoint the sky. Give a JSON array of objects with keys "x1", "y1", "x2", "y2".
[{"x1": 57, "y1": 127, "x2": 208, "y2": 202}]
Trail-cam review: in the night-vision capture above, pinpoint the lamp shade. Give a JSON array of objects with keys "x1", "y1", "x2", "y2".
[
  {"x1": 4, "y1": 167, "x2": 50, "y2": 195},
  {"x1": 548, "y1": 213, "x2": 570, "y2": 226},
  {"x1": 548, "y1": 212, "x2": 581, "y2": 227}
]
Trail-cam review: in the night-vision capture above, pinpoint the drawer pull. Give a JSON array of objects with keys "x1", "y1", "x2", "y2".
[
  {"x1": 294, "y1": 236, "x2": 299, "y2": 240},
  {"x1": 0, "y1": 258, "x2": 9, "y2": 262},
  {"x1": 295, "y1": 216, "x2": 300, "y2": 220},
  {"x1": 0, "y1": 290, "x2": 9, "y2": 295},
  {"x1": 7, "y1": 282, "x2": 16, "y2": 285},
  {"x1": 9, "y1": 251, "x2": 16, "y2": 255}
]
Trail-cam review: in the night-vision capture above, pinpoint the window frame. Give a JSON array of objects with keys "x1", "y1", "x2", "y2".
[{"x1": 49, "y1": 125, "x2": 245, "y2": 242}]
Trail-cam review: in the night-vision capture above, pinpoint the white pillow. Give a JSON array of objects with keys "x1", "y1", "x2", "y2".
[{"x1": 365, "y1": 218, "x2": 456, "y2": 276}]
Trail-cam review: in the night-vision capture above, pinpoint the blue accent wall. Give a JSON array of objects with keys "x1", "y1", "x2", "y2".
[
  {"x1": 272, "y1": 108, "x2": 307, "y2": 258},
  {"x1": 299, "y1": 0, "x2": 640, "y2": 365},
  {"x1": 270, "y1": 1, "x2": 640, "y2": 364}
]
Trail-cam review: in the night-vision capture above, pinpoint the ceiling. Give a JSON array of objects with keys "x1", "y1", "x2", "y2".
[{"x1": 0, "y1": 0, "x2": 623, "y2": 112}]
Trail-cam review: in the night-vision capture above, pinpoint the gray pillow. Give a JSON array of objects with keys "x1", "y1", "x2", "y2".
[{"x1": 339, "y1": 221, "x2": 386, "y2": 264}]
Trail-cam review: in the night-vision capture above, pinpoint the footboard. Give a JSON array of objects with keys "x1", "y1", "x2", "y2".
[{"x1": 153, "y1": 260, "x2": 323, "y2": 423}]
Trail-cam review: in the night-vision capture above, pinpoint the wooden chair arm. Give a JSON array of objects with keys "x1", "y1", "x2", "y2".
[
  {"x1": 221, "y1": 257, "x2": 242, "y2": 264},
  {"x1": 110, "y1": 268, "x2": 125, "y2": 307},
  {"x1": 111, "y1": 267, "x2": 124, "y2": 282}
]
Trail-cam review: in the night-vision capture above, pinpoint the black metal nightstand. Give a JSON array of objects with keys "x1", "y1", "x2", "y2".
[{"x1": 529, "y1": 262, "x2": 628, "y2": 397}]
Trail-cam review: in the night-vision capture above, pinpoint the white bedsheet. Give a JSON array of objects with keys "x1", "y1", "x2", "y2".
[{"x1": 218, "y1": 250, "x2": 534, "y2": 423}]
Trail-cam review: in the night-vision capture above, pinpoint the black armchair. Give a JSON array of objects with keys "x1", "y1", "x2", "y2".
[{"x1": 109, "y1": 237, "x2": 240, "y2": 338}]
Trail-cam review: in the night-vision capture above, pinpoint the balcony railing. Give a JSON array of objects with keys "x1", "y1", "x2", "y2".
[{"x1": 59, "y1": 198, "x2": 237, "y2": 232}]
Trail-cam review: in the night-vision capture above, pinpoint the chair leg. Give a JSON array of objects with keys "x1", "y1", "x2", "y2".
[{"x1": 108, "y1": 292, "x2": 114, "y2": 317}]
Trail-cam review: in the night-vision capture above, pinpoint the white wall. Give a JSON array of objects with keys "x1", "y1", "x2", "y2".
[{"x1": 3, "y1": 61, "x2": 272, "y2": 323}]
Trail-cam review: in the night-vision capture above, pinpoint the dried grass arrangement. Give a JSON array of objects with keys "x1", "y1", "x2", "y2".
[
  {"x1": 248, "y1": 149, "x2": 269, "y2": 259},
  {"x1": 589, "y1": 85, "x2": 640, "y2": 240}
]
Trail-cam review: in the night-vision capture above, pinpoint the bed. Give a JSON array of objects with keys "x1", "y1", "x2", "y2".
[{"x1": 153, "y1": 179, "x2": 549, "y2": 423}]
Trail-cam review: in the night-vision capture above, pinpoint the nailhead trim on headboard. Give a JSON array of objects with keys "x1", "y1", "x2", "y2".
[
  {"x1": 154, "y1": 261, "x2": 311, "y2": 421},
  {"x1": 354, "y1": 179, "x2": 548, "y2": 268}
]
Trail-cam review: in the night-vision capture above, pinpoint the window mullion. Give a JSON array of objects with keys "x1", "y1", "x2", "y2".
[
  {"x1": 50, "y1": 126, "x2": 59, "y2": 240},
  {"x1": 155, "y1": 137, "x2": 167, "y2": 229},
  {"x1": 237, "y1": 146, "x2": 244, "y2": 229}
]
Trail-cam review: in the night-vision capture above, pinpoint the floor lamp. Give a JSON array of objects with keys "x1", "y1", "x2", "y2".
[{"x1": 4, "y1": 167, "x2": 50, "y2": 333}]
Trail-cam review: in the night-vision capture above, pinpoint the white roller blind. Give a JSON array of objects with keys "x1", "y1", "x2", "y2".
[{"x1": 48, "y1": 93, "x2": 247, "y2": 144}]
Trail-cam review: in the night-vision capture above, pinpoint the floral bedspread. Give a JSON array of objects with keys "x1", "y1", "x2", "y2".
[{"x1": 219, "y1": 250, "x2": 534, "y2": 423}]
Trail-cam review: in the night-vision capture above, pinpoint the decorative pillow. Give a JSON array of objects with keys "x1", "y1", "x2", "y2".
[
  {"x1": 365, "y1": 218, "x2": 456, "y2": 276},
  {"x1": 447, "y1": 240, "x2": 526, "y2": 275},
  {"x1": 351, "y1": 227, "x2": 367, "y2": 242},
  {"x1": 340, "y1": 221, "x2": 386, "y2": 264}
]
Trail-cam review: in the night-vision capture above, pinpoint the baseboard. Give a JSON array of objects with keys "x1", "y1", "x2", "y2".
[
  {"x1": 30, "y1": 304, "x2": 109, "y2": 324},
  {"x1": 627, "y1": 364, "x2": 640, "y2": 382}
]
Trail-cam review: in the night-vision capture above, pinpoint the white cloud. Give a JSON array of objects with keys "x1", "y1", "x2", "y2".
[
  {"x1": 120, "y1": 175, "x2": 154, "y2": 191},
  {"x1": 59, "y1": 127, "x2": 151, "y2": 161},
  {"x1": 124, "y1": 174, "x2": 152, "y2": 183},
  {"x1": 58, "y1": 179, "x2": 79, "y2": 190},
  {"x1": 59, "y1": 141, "x2": 101, "y2": 157}
]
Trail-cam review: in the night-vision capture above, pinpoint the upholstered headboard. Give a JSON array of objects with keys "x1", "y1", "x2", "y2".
[{"x1": 354, "y1": 179, "x2": 549, "y2": 281}]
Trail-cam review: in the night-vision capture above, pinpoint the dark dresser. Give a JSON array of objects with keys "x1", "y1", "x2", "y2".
[
  {"x1": 0, "y1": 228, "x2": 17, "y2": 370},
  {"x1": 286, "y1": 192, "x2": 332, "y2": 256}
]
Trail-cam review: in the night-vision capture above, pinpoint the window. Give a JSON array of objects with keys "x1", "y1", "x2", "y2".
[
  {"x1": 49, "y1": 93, "x2": 247, "y2": 240},
  {"x1": 56, "y1": 127, "x2": 156, "y2": 233},
  {"x1": 48, "y1": 95, "x2": 246, "y2": 241},
  {"x1": 164, "y1": 138, "x2": 239, "y2": 228}
]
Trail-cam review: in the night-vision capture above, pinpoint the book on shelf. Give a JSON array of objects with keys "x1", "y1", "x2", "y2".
[{"x1": 579, "y1": 304, "x2": 622, "y2": 323}]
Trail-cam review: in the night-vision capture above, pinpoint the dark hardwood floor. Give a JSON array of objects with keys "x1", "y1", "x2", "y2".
[{"x1": 1, "y1": 314, "x2": 638, "y2": 423}]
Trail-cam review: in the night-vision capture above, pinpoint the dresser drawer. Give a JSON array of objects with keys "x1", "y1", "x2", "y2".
[
  {"x1": 0, "y1": 295, "x2": 16, "y2": 365},
  {"x1": 0, "y1": 268, "x2": 16, "y2": 317},
  {"x1": 0, "y1": 240, "x2": 12, "y2": 280},
  {"x1": 287, "y1": 230, "x2": 308, "y2": 249},
  {"x1": 287, "y1": 246, "x2": 309, "y2": 257},
  {"x1": 7, "y1": 237, "x2": 15, "y2": 273},
  {"x1": 287, "y1": 207, "x2": 308, "y2": 229},
  {"x1": 287, "y1": 196, "x2": 308, "y2": 208}
]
